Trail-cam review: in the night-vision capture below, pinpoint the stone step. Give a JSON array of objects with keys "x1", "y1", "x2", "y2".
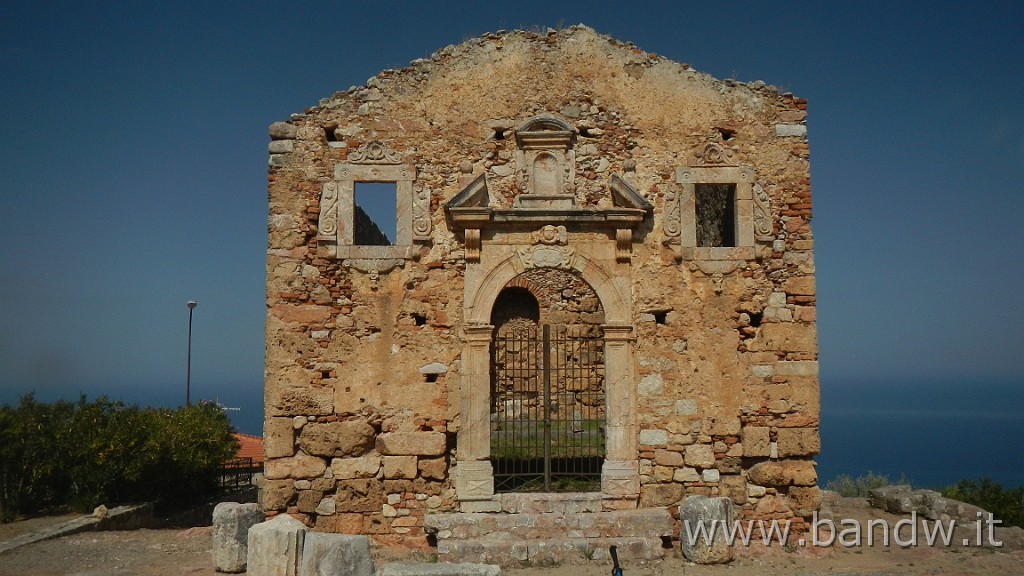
[
  {"x1": 436, "y1": 537, "x2": 668, "y2": 565},
  {"x1": 425, "y1": 509, "x2": 673, "y2": 541},
  {"x1": 496, "y1": 492, "x2": 603, "y2": 514}
]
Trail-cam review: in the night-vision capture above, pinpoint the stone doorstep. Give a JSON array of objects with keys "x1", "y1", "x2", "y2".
[
  {"x1": 436, "y1": 536, "x2": 667, "y2": 565},
  {"x1": 377, "y1": 563, "x2": 501, "y2": 576},
  {"x1": 424, "y1": 509, "x2": 673, "y2": 540},
  {"x1": 498, "y1": 492, "x2": 603, "y2": 514}
]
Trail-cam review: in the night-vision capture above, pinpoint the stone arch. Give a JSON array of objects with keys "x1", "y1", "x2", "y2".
[
  {"x1": 490, "y1": 286, "x2": 540, "y2": 336},
  {"x1": 491, "y1": 268, "x2": 605, "y2": 328},
  {"x1": 466, "y1": 250, "x2": 630, "y2": 326},
  {"x1": 514, "y1": 113, "x2": 575, "y2": 134}
]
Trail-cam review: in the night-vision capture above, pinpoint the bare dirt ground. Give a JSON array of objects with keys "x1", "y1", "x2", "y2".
[{"x1": 1, "y1": 497, "x2": 1021, "y2": 576}]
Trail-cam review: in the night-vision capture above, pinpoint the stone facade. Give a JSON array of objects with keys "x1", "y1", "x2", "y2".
[{"x1": 265, "y1": 25, "x2": 818, "y2": 542}]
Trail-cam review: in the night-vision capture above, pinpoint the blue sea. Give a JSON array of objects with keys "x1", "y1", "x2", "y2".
[{"x1": 818, "y1": 378, "x2": 1024, "y2": 489}]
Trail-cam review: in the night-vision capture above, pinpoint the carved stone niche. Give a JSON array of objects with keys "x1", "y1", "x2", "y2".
[{"x1": 512, "y1": 114, "x2": 577, "y2": 209}]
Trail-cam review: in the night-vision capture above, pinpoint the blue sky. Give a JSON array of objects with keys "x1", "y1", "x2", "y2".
[{"x1": 2, "y1": 1, "x2": 1022, "y2": 460}]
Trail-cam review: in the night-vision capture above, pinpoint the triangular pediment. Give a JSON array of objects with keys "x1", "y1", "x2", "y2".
[
  {"x1": 609, "y1": 174, "x2": 653, "y2": 212},
  {"x1": 445, "y1": 173, "x2": 489, "y2": 208}
]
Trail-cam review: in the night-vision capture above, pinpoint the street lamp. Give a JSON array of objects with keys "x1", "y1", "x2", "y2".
[{"x1": 186, "y1": 300, "x2": 197, "y2": 407}]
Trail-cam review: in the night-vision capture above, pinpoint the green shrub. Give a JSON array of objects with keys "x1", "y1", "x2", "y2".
[
  {"x1": 0, "y1": 394, "x2": 237, "y2": 521},
  {"x1": 825, "y1": 471, "x2": 907, "y2": 497},
  {"x1": 941, "y1": 478, "x2": 1024, "y2": 528}
]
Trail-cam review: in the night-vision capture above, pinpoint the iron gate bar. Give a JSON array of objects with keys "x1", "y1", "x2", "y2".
[
  {"x1": 491, "y1": 324, "x2": 605, "y2": 492},
  {"x1": 543, "y1": 324, "x2": 551, "y2": 490}
]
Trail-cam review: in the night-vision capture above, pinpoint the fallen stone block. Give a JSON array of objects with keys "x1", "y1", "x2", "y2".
[
  {"x1": 248, "y1": 513, "x2": 307, "y2": 576},
  {"x1": 679, "y1": 495, "x2": 733, "y2": 564},
  {"x1": 213, "y1": 502, "x2": 264, "y2": 573},
  {"x1": 298, "y1": 532, "x2": 374, "y2": 576}
]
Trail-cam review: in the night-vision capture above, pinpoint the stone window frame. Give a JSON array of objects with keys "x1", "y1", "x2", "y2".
[
  {"x1": 672, "y1": 164, "x2": 759, "y2": 260},
  {"x1": 319, "y1": 161, "x2": 425, "y2": 260}
]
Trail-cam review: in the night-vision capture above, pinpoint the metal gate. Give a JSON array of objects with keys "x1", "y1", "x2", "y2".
[{"x1": 490, "y1": 324, "x2": 605, "y2": 492}]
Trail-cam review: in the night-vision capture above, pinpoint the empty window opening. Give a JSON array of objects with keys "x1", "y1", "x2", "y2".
[
  {"x1": 413, "y1": 313, "x2": 427, "y2": 326},
  {"x1": 354, "y1": 182, "x2": 397, "y2": 245},
  {"x1": 748, "y1": 311, "x2": 763, "y2": 327},
  {"x1": 695, "y1": 183, "x2": 736, "y2": 247},
  {"x1": 424, "y1": 373, "x2": 438, "y2": 383},
  {"x1": 324, "y1": 125, "x2": 340, "y2": 142},
  {"x1": 653, "y1": 311, "x2": 668, "y2": 324},
  {"x1": 493, "y1": 128, "x2": 506, "y2": 140}
]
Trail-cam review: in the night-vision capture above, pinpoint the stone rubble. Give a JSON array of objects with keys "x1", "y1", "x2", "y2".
[{"x1": 212, "y1": 502, "x2": 263, "y2": 573}]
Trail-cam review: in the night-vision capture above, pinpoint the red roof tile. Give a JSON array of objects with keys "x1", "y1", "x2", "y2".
[{"x1": 232, "y1": 433, "x2": 265, "y2": 464}]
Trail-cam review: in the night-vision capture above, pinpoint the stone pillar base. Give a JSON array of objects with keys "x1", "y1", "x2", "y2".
[
  {"x1": 601, "y1": 459, "x2": 640, "y2": 499},
  {"x1": 454, "y1": 461, "x2": 494, "y2": 501}
]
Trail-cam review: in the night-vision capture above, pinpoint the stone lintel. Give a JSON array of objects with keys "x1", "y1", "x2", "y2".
[
  {"x1": 448, "y1": 207, "x2": 647, "y2": 230},
  {"x1": 512, "y1": 194, "x2": 577, "y2": 209}
]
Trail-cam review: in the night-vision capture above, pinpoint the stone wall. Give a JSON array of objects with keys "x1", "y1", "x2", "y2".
[{"x1": 265, "y1": 25, "x2": 818, "y2": 541}]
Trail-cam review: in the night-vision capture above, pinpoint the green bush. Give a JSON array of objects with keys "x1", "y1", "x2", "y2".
[
  {"x1": 941, "y1": 478, "x2": 1024, "y2": 528},
  {"x1": 0, "y1": 394, "x2": 237, "y2": 521},
  {"x1": 825, "y1": 471, "x2": 907, "y2": 497}
]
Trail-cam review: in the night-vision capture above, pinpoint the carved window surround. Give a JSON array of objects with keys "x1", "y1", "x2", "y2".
[
  {"x1": 317, "y1": 140, "x2": 430, "y2": 263},
  {"x1": 663, "y1": 142, "x2": 772, "y2": 262}
]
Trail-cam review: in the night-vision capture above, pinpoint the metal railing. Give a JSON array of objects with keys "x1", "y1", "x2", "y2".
[{"x1": 219, "y1": 457, "x2": 258, "y2": 489}]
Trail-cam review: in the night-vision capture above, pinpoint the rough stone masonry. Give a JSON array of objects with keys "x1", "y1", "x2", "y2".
[{"x1": 264, "y1": 25, "x2": 819, "y2": 545}]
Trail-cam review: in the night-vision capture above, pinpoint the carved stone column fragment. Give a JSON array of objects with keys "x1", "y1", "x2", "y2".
[
  {"x1": 455, "y1": 324, "x2": 495, "y2": 501},
  {"x1": 601, "y1": 323, "x2": 639, "y2": 498}
]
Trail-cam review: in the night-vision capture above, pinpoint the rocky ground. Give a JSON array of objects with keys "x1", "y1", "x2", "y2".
[{"x1": 1, "y1": 496, "x2": 1021, "y2": 576}]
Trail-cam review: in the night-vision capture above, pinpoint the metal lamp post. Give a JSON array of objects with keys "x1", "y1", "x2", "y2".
[{"x1": 186, "y1": 300, "x2": 197, "y2": 407}]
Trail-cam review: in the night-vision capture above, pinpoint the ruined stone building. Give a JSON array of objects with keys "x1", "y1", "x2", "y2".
[{"x1": 264, "y1": 26, "x2": 818, "y2": 561}]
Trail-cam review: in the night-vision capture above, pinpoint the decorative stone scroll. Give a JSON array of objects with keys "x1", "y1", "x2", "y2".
[
  {"x1": 517, "y1": 225, "x2": 577, "y2": 270},
  {"x1": 319, "y1": 181, "x2": 340, "y2": 237},
  {"x1": 531, "y1": 224, "x2": 567, "y2": 245},
  {"x1": 464, "y1": 229, "x2": 481, "y2": 262},
  {"x1": 662, "y1": 182, "x2": 682, "y2": 241},
  {"x1": 342, "y1": 258, "x2": 404, "y2": 290},
  {"x1": 689, "y1": 260, "x2": 744, "y2": 294},
  {"x1": 412, "y1": 185, "x2": 432, "y2": 240},
  {"x1": 616, "y1": 229, "x2": 632, "y2": 263},
  {"x1": 752, "y1": 183, "x2": 773, "y2": 241},
  {"x1": 517, "y1": 244, "x2": 578, "y2": 270},
  {"x1": 348, "y1": 140, "x2": 402, "y2": 164},
  {"x1": 692, "y1": 142, "x2": 738, "y2": 166}
]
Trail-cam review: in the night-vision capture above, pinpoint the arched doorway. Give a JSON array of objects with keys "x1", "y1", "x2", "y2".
[{"x1": 489, "y1": 269, "x2": 606, "y2": 492}]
